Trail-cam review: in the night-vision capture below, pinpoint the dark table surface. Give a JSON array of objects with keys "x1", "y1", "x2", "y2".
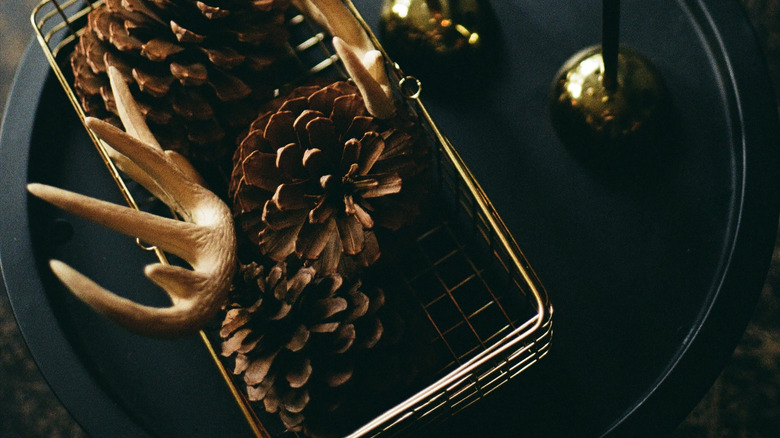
[{"x1": 1, "y1": 0, "x2": 778, "y2": 437}]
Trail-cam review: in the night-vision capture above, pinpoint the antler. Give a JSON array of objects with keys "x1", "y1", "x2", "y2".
[
  {"x1": 293, "y1": 0, "x2": 396, "y2": 119},
  {"x1": 27, "y1": 74, "x2": 236, "y2": 337}
]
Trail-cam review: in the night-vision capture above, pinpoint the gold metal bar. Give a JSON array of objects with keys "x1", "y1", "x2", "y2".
[{"x1": 198, "y1": 331, "x2": 272, "y2": 438}]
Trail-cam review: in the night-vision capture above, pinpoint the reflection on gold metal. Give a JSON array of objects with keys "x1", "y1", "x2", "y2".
[
  {"x1": 381, "y1": 0, "x2": 483, "y2": 56},
  {"x1": 378, "y1": 0, "x2": 497, "y2": 88},
  {"x1": 550, "y1": 45, "x2": 668, "y2": 155}
]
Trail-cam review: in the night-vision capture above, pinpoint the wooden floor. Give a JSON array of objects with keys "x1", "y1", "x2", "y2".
[{"x1": 0, "y1": 0, "x2": 778, "y2": 436}]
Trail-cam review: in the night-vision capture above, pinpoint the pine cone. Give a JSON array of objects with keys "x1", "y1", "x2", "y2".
[
  {"x1": 229, "y1": 80, "x2": 429, "y2": 272},
  {"x1": 221, "y1": 261, "x2": 388, "y2": 435},
  {"x1": 70, "y1": 0, "x2": 294, "y2": 183}
]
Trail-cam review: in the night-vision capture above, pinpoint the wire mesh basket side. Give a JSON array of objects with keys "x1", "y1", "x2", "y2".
[{"x1": 31, "y1": 1, "x2": 553, "y2": 437}]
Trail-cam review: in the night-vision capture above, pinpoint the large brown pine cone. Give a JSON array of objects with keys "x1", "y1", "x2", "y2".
[
  {"x1": 220, "y1": 261, "x2": 389, "y2": 435},
  {"x1": 229, "y1": 80, "x2": 429, "y2": 273},
  {"x1": 70, "y1": 0, "x2": 294, "y2": 182}
]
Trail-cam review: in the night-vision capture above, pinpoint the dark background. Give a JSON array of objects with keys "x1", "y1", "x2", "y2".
[{"x1": 1, "y1": 0, "x2": 777, "y2": 436}]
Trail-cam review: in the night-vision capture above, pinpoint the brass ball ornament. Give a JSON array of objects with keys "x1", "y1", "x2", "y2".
[
  {"x1": 379, "y1": 0, "x2": 502, "y2": 91},
  {"x1": 550, "y1": 45, "x2": 670, "y2": 157}
]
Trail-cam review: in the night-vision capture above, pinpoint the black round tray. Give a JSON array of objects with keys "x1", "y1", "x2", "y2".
[{"x1": 1, "y1": 0, "x2": 778, "y2": 437}]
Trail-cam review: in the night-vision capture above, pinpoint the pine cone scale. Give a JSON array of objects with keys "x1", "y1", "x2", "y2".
[
  {"x1": 264, "y1": 111, "x2": 298, "y2": 150},
  {"x1": 361, "y1": 173, "x2": 402, "y2": 198},
  {"x1": 262, "y1": 202, "x2": 308, "y2": 231},
  {"x1": 331, "y1": 94, "x2": 365, "y2": 134},
  {"x1": 340, "y1": 138, "x2": 361, "y2": 171},
  {"x1": 209, "y1": 69, "x2": 253, "y2": 101},
  {"x1": 336, "y1": 214, "x2": 364, "y2": 255},
  {"x1": 109, "y1": 21, "x2": 145, "y2": 52},
  {"x1": 272, "y1": 180, "x2": 318, "y2": 211},
  {"x1": 305, "y1": 117, "x2": 339, "y2": 159},
  {"x1": 285, "y1": 356, "x2": 313, "y2": 388},
  {"x1": 242, "y1": 153, "x2": 283, "y2": 190},
  {"x1": 131, "y1": 68, "x2": 173, "y2": 97},
  {"x1": 285, "y1": 325, "x2": 310, "y2": 352},
  {"x1": 301, "y1": 147, "x2": 328, "y2": 178},
  {"x1": 293, "y1": 110, "x2": 326, "y2": 150},
  {"x1": 295, "y1": 218, "x2": 337, "y2": 260},
  {"x1": 307, "y1": 86, "x2": 341, "y2": 116},
  {"x1": 278, "y1": 96, "x2": 310, "y2": 115},
  {"x1": 275, "y1": 143, "x2": 304, "y2": 178},
  {"x1": 198, "y1": 45, "x2": 244, "y2": 68},
  {"x1": 258, "y1": 223, "x2": 300, "y2": 261},
  {"x1": 282, "y1": 387, "x2": 310, "y2": 413},
  {"x1": 196, "y1": 1, "x2": 230, "y2": 19},
  {"x1": 170, "y1": 20, "x2": 206, "y2": 43},
  {"x1": 244, "y1": 350, "x2": 277, "y2": 386},
  {"x1": 122, "y1": 0, "x2": 166, "y2": 24},
  {"x1": 141, "y1": 39, "x2": 184, "y2": 61},
  {"x1": 309, "y1": 195, "x2": 338, "y2": 224},
  {"x1": 356, "y1": 131, "x2": 384, "y2": 174}
]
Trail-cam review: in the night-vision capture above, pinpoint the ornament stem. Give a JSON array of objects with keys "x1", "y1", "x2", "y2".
[{"x1": 602, "y1": 0, "x2": 620, "y2": 91}]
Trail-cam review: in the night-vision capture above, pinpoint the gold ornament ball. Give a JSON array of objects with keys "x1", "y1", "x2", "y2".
[
  {"x1": 379, "y1": 0, "x2": 501, "y2": 91},
  {"x1": 550, "y1": 45, "x2": 669, "y2": 156},
  {"x1": 380, "y1": 0, "x2": 486, "y2": 57}
]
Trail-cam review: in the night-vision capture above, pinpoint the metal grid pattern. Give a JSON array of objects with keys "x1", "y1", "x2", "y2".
[{"x1": 31, "y1": 1, "x2": 553, "y2": 437}]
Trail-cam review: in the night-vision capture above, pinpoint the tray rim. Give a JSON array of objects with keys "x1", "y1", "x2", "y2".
[{"x1": 601, "y1": 0, "x2": 780, "y2": 434}]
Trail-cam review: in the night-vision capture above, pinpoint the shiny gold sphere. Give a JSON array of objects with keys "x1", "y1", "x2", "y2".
[
  {"x1": 379, "y1": 0, "x2": 501, "y2": 91},
  {"x1": 550, "y1": 45, "x2": 669, "y2": 156},
  {"x1": 380, "y1": 0, "x2": 485, "y2": 57}
]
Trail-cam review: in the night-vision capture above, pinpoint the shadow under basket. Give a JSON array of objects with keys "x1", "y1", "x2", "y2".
[{"x1": 30, "y1": 0, "x2": 553, "y2": 436}]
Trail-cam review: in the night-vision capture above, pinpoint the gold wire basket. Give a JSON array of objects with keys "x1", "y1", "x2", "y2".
[{"x1": 31, "y1": 0, "x2": 554, "y2": 436}]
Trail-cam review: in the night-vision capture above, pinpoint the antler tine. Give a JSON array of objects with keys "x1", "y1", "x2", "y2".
[
  {"x1": 105, "y1": 66, "x2": 206, "y2": 189},
  {"x1": 332, "y1": 37, "x2": 395, "y2": 119},
  {"x1": 294, "y1": 0, "x2": 396, "y2": 118},
  {"x1": 27, "y1": 183, "x2": 202, "y2": 261},
  {"x1": 48, "y1": 260, "x2": 218, "y2": 337},
  {"x1": 293, "y1": 0, "x2": 374, "y2": 54},
  {"x1": 108, "y1": 65, "x2": 159, "y2": 147}
]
